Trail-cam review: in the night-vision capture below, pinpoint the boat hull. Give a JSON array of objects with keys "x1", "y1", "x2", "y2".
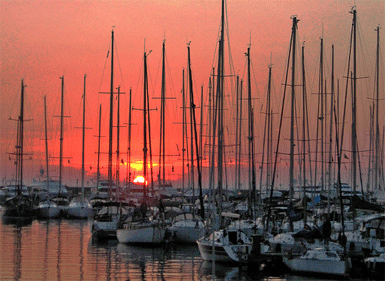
[
  {"x1": 197, "y1": 237, "x2": 252, "y2": 263},
  {"x1": 117, "y1": 223, "x2": 166, "y2": 244},
  {"x1": 67, "y1": 201, "x2": 93, "y2": 219},
  {"x1": 91, "y1": 220, "x2": 119, "y2": 239},
  {"x1": 283, "y1": 257, "x2": 347, "y2": 276},
  {"x1": 37, "y1": 204, "x2": 61, "y2": 219},
  {"x1": 168, "y1": 220, "x2": 205, "y2": 243}
]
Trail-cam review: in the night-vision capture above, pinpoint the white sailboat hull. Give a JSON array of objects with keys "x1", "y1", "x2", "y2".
[
  {"x1": 117, "y1": 222, "x2": 166, "y2": 244},
  {"x1": 197, "y1": 237, "x2": 252, "y2": 263},
  {"x1": 283, "y1": 256, "x2": 347, "y2": 276},
  {"x1": 168, "y1": 219, "x2": 205, "y2": 243},
  {"x1": 37, "y1": 201, "x2": 61, "y2": 219},
  {"x1": 91, "y1": 219, "x2": 119, "y2": 239},
  {"x1": 67, "y1": 200, "x2": 93, "y2": 219}
]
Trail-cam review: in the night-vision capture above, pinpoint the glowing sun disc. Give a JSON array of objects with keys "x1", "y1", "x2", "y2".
[{"x1": 133, "y1": 176, "x2": 146, "y2": 184}]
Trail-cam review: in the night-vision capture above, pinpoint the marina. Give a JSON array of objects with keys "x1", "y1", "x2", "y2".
[
  {"x1": 1, "y1": 0, "x2": 384, "y2": 280},
  {"x1": 0, "y1": 213, "x2": 383, "y2": 280}
]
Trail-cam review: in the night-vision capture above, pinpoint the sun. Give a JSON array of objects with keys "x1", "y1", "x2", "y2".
[{"x1": 133, "y1": 176, "x2": 147, "y2": 185}]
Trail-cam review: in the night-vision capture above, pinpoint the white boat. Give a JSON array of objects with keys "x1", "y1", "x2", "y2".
[
  {"x1": 283, "y1": 247, "x2": 348, "y2": 276},
  {"x1": 116, "y1": 218, "x2": 166, "y2": 245},
  {"x1": 67, "y1": 74, "x2": 93, "y2": 220},
  {"x1": 283, "y1": 247, "x2": 347, "y2": 276},
  {"x1": 67, "y1": 198, "x2": 93, "y2": 219},
  {"x1": 167, "y1": 213, "x2": 205, "y2": 243},
  {"x1": 90, "y1": 202, "x2": 133, "y2": 240},
  {"x1": 335, "y1": 213, "x2": 385, "y2": 254},
  {"x1": 197, "y1": 228, "x2": 253, "y2": 263},
  {"x1": 37, "y1": 199, "x2": 60, "y2": 219}
]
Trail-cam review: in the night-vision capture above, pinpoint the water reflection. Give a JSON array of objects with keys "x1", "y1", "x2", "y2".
[
  {"x1": 43, "y1": 221, "x2": 49, "y2": 281},
  {"x1": 0, "y1": 218, "x2": 345, "y2": 281},
  {"x1": 13, "y1": 225, "x2": 22, "y2": 280}
]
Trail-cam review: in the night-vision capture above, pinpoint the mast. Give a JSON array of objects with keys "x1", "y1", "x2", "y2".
[
  {"x1": 189, "y1": 47, "x2": 195, "y2": 202},
  {"x1": 301, "y1": 44, "x2": 307, "y2": 222},
  {"x1": 81, "y1": 74, "x2": 86, "y2": 202},
  {"x1": 261, "y1": 64, "x2": 273, "y2": 207},
  {"x1": 374, "y1": 26, "x2": 380, "y2": 191},
  {"x1": 187, "y1": 44, "x2": 205, "y2": 220},
  {"x1": 351, "y1": 8, "x2": 357, "y2": 198},
  {"x1": 116, "y1": 85, "x2": 121, "y2": 196},
  {"x1": 143, "y1": 49, "x2": 148, "y2": 198},
  {"x1": 59, "y1": 76, "x2": 64, "y2": 194},
  {"x1": 96, "y1": 105, "x2": 102, "y2": 194},
  {"x1": 158, "y1": 41, "x2": 165, "y2": 190},
  {"x1": 328, "y1": 46, "x2": 335, "y2": 215},
  {"x1": 238, "y1": 79, "x2": 243, "y2": 192},
  {"x1": 44, "y1": 96, "x2": 50, "y2": 195},
  {"x1": 16, "y1": 80, "x2": 25, "y2": 196},
  {"x1": 108, "y1": 28, "x2": 114, "y2": 200},
  {"x1": 216, "y1": 0, "x2": 225, "y2": 227},
  {"x1": 289, "y1": 16, "x2": 298, "y2": 232},
  {"x1": 182, "y1": 69, "x2": 186, "y2": 198},
  {"x1": 320, "y1": 37, "x2": 325, "y2": 192},
  {"x1": 127, "y1": 88, "x2": 132, "y2": 188},
  {"x1": 235, "y1": 76, "x2": 239, "y2": 192},
  {"x1": 246, "y1": 46, "x2": 256, "y2": 218},
  {"x1": 161, "y1": 41, "x2": 166, "y2": 189}
]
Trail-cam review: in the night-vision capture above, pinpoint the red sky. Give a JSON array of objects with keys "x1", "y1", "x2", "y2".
[{"x1": 1, "y1": 0, "x2": 384, "y2": 189}]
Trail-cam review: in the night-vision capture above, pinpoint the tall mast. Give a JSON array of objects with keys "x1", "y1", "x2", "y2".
[
  {"x1": 320, "y1": 37, "x2": 325, "y2": 192},
  {"x1": 328, "y1": 46, "x2": 335, "y2": 215},
  {"x1": 160, "y1": 41, "x2": 166, "y2": 188},
  {"x1": 374, "y1": 26, "x2": 380, "y2": 191},
  {"x1": 81, "y1": 74, "x2": 86, "y2": 201},
  {"x1": 16, "y1": 80, "x2": 25, "y2": 195},
  {"x1": 235, "y1": 76, "x2": 239, "y2": 192},
  {"x1": 108, "y1": 28, "x2": 114, "y2": 200},
  {"x1": 44, "y1": 96, "x2": 50, "y2": 194},
  {"x1": 143, "y1": 49, "x2": 149, "y2": 203},
  {"x1": 127, "y1": 88, "x2": 132, "y2": 188},
  {"x1": 301, "y1": 44, "x2": 307, "y2": 222},
  {"x1": 246, "y1": 46, "x2": 256, "y2": 218},
  {"x1": 238, "y1": 79, "x2": 243, "y2": 192},
  {"x1": 289, "y1": 16, "x2": 298, "y2": 232},
  {"x1": 259, "y1": 64, "x2": 272, "y2": 207},
  {"x1": 59, "y1": 76, "x2": 64, "y2": 194},
  {"x1": 189, "y1": 46, "x2": 195, "y2": 201},
  {"x1": 96, "y1": 104, "x2": 102, "y2": 194},
  {"x1": 187, "y1": 44, "x2": 205, "y2": 220},
  {"x1": 182, "y1": 69, "x2": 186, "y2": 198},
  {"x1": 216, "y1": 0, "x2": 225, "y2": 227},
  {"x1": 351, "y1": 8, "x2": 357, "y2": 197},
  {"x1": 116, "y1": 85, "x2": 121, "y2": 195}
]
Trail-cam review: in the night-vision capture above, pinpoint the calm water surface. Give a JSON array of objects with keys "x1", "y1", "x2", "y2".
[{"x1": 0, "y1": 212, "x2": 363, "y2": 281}]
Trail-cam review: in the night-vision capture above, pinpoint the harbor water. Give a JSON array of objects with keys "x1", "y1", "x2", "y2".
[{"x1": 0, "y1": 213, "x2": 370, "y2": 281}]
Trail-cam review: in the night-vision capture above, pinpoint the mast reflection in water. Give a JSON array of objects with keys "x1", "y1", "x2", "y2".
[
  {"x1": 0, "y1": 218, "x2": 214, "y2": 280},
  {"x1": 1, "y1": 216, "x2": 353, "y2": 280}
]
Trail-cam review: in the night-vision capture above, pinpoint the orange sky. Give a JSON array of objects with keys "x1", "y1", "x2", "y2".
[{"x1": 1, "y1": 0, "x2": 384, "y2": 189}]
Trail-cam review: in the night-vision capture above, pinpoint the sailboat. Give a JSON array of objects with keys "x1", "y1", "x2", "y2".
[
  {"x1": 90, "y1": 29, "x2": 130, "y2": 239},
  {"x1": 197, "y1": 0, "x2": 254, "y2": 263},
  {"x1": 67, "y1": 74, "x2": 92, "y2": 219},
  {"x1": 2, "y1": 80, "x2": 34, "y2": 222},
  {"x1": 167, "y1": 43, "x2": 205, "y2": 244},
  {"x1": 116, "y1": 45, "x2": 166, "y2": 245},
  {"x1": 50, "y1": 76, "x2": 70, "y2": 217},
  {"x1": 36, "y1": 96, "x2": 61, "y2": 219},
  {"x1": 283, "y1": 247, "x2": 348, "y2": 277}
]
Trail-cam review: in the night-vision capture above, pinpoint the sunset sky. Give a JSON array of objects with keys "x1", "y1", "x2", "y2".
[{"x1": 1, "y1": 0, "x2": 384, "y2": 189}]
